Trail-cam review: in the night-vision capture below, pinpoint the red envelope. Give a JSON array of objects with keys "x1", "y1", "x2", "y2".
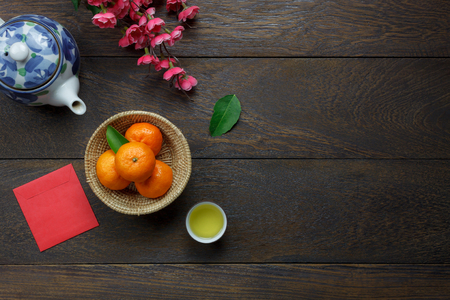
[{"x1": 13, "y1": 164, "x2": 99, "y2": 252}]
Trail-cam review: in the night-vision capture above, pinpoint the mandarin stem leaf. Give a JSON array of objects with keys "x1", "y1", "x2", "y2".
[
  {"x1": 209, "y1": 94, "x2": 242, "y2": 137},
  {"x1": 106, "y1": 125, "x2": 129, "y2": 153}
]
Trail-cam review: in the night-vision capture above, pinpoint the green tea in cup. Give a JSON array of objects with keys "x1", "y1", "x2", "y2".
[{"x1": 186, "y1": 202, "x2": 227, "y2": 243}]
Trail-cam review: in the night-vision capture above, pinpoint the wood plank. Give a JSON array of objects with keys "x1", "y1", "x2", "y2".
[
  {"x1": 1, "y1": 0, "x2": 449, "y2": 57},
  {"x1": 1, "y1": 264, "x2": 449, "y2": 299},
  {"x1": 1, "y1": 57, "x2": 449, "y2": 159},
  {"x1": 1, "y1": 159, "x2": 449, "y2": 264}
]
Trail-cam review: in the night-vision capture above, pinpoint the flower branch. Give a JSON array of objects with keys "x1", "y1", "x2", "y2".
[{"x1": 83, "y1": 0, "x2": 199, "y2": 94}]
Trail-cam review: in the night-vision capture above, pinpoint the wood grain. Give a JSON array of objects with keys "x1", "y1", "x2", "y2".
[
  {"x1": 0, "y1": 0, "x2": 449, "y2": 57},
  {"x1": 1, "y1": 159, "x2": 449, "y2": 264},
  {"x1": 1, "y1": 264, "x2": 450, "y2": 299},
  {"x1": 1, "y1": 0, "x2": 449, "y2": 295},
  {"x1": 0, "y1": 57, "x2": 449, "y2": 159}
]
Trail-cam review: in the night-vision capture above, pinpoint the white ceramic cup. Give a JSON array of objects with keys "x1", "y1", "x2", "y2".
[{"x1": 186, "y1": 202, "x2": 227, "y2": 244}]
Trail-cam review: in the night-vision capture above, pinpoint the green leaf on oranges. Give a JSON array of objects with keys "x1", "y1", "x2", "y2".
[{"x1": 106, "y1": 125, "x2": 129, "y2": 153}]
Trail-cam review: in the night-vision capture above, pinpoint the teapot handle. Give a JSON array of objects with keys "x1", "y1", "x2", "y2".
[{"x1": 0, "y1": 18, "x2": 4, "y2": 26}]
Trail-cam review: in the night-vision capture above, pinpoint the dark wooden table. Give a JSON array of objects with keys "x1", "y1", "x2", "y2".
[{"x1": 1, "y1": 0, "x2": 449, "y2": 298}]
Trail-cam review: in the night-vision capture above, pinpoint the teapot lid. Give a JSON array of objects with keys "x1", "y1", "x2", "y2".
[{"x1": 0, "y1": 20, "x2": 61, "y2": 90}]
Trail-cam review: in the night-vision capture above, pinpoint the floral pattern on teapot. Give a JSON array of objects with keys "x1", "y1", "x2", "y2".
[{"x1": 0, "y1": 15, "x2": 80, "y2": 105}]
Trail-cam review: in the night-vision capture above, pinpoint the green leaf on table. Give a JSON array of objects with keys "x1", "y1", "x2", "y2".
[
  {"x1": 71, "y1": 0, "x2": 81, "y2": 11},
  {"x1": 106, "y1": 125, "x2": 129, "y2": 153},
  {"x1": 209, "y1": 94, "x2": 242, "y2": 137},
  {"x1": 87, "y1": 4, "x2": 101, "y2": 15}
]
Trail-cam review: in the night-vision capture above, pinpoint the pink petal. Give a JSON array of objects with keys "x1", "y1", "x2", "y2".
[
  {"x1": 163, "y1": 67, "x2": 185, "y2": 81},
  {"x1": 155, "y1": 58, "x2": 176, "y2": 71},
  {"x1": 151, "y1": 33, "x2": 171, "y2": 48},
  {"x1": 174, "y1": 26, "x2": 185, "y2": 32},
  {"x1": 139, "y1": 16, "x2": 148, "y2": 27},
  {"x1": 92, "y1": 13, "x2": 117, "y2": 28},
  {"x1": 118, "y1": 36, "x2": 131, "y2": 47},
  {"x1": 171, "y1": 29, "x2": 183, "y2": 39},
  {"x1": 88, "y1": 0, "x2": 104, "y2": 6},
  {"x1": 188, "y1": 76, "x2": 198, "y2": 87},
  {"x1": 166, "y1": 0, "x2": 186, "y2": 11},
  {"x1": 178, "y1": 6, "x2": 199, "y2": 22},
  {"x1": 129, "y1": 8, "x2": 141, "y2": 21},
  {"x1": 146, "y1": 18, "x2": 165, "y2": 33},
  {"x1": 180, "y1": 79, "x2": 193, "y2": 91}
]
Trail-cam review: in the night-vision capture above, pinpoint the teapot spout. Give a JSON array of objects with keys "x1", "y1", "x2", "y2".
[{"x1": 51, "y1": 76, "x2": 86, "y2": 115}]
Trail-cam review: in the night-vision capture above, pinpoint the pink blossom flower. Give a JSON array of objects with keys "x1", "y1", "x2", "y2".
[
  {"x1": 130, "y1": 0, "x2": 140, "y2": 11},
  {"x1": 163, "y1": 67, "x2": 185, "y2": 81},
  {"x1": 118, "y1": 35, "x2": 131, "y2": 47},
  {"x1": 175, "y1": 75, "x2": 197, "y2": 91},
  {"x1": 116, "y1": 7, "x2": 129, "y2": 19},
  {"x1": 92, "y1": 12, "x2": 117, "y2": 29},
  {"x1": 87, "y1": 0, "x2": 104, "y2": 6},
  {"x1": 118, "y1": 24, "x2": 144, "y2": 48},
  {"x1": 151, "y1": 33, "x2": 171, "y2": 48},
  {"x1": 110, "y1": 0, "x2": 127, "y2": 10},
  {"x1": 138, "y1": 8, "x2": 155, "y2": 26},
  {"x1": 155, "y1": 58, "x2": 177, "y2": 71},
  {"x1": 125, "y1": 24, "x2": 143, "y2": 44},
  {"x1": 166, "y1": 0, "x2": 186, "y2": 12},
  {"x1": 135, "y1": 33, "x2": 154, "y2": 49},
  {"x1": 146, "y1": 18, "x2": 165, "y2": 33},
  {"x1": 146, "y1": 7, "x2": 156, "y2": 15},
  {"x1": 135, "y1": 41, "x2": 145, "y2": 50},
  {"x1": 168, "y1": 26, "x2": 184, "y2": 46},
  {"x1": 132, "y1": 0, "x2": 152, "y2": 6},
  {"x1": 137, "y1": 54, "x2": 160, "y2": 66},
  {"x1": 108, "y1": 0, "x2": 129, "y2": 19},
  {"x1": 178, "y1": 6, "x2": 200, "y2": 22},
  {"x1": 139, "y1": 16, "x2": 147, "y2": 27},
  {"x1": 129, "y1": 7, "x2": 141, "y2": 21}
]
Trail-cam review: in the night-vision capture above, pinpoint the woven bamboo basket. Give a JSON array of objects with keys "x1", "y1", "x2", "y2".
[{"x1": 85, "y1": 111, "x2": 191, "y2": 215}]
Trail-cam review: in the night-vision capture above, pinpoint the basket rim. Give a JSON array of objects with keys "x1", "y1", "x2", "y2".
[{"x1": 84, "y1": 110, "x2": 192, "y2": 215}]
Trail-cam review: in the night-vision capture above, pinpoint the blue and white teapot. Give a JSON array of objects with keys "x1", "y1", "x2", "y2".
[{"x1": 0, "y1": 15, "x2": 86, "y2": 115}]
